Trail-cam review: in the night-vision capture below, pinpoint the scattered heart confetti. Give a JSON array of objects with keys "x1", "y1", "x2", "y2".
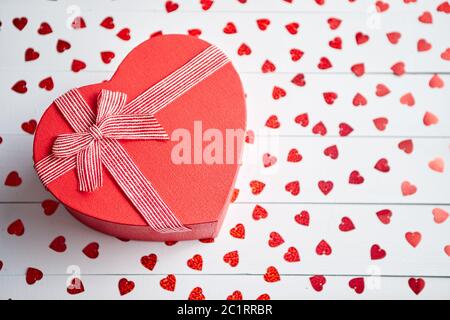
[
  {"x1": 223, "y1": 250, "x2": 239, "y2": 267},
  {"x1": 386, "y1": 32, "x2": 401, "y2": 44},
  {"x1": 253, "y1": 205, "x2": 268, "y2": 220},
  {"x1": 189, "y1": 287, "x2": 205, "y2": 300},
  {"x1": 268, "y1": 231, "x2": 284, "y2": 247},
  {"x1": 38, "y1": 77, "x2": 54, "y2": 91},
  {"x1": 398, "y1": 139, "x2": 414, "y2": 154},
  {"x1": 405, "y1": 232, "x2": 422, "y2": 248},
  {"x1": 376, "y1": 209, "x2": 392, "y2": 224},
  {"x1": 374, "y1": 158, "x2": 390, "y2": 172},
  {"x1": 376, "y1": 84, "x2": 391, "y2": 97},
  {"x1": 100, "y1": 51, "x2": 115, "y2": 64},
  {"x1": 423, "y1": 112, "x2": 439, "y2": 126},
  {"x1": 1, "y1": 0, "x2": 449, "y2": 300},
  {"x1": 401, "y1": 181, "x2": 417, "y2": 196},
  {"x1": 256, "y1": 18, "x2": 270, "y2": 31},
  {"x1": 116, "y1": 28, "x2": 131, "y2": 41},
  {"x1": 11, "y1": 80, "x2": 27, "y2": 94},
  {"x1": 141, "y1": 254, "x2": 157, "y2": 271},
  {"x1": 318, "y1": 180, "x2": 333, "y2": 195},
  {"x1": 227, "y1": 290, "x2": 243, "y2": 300},
  {"x1": 100, "y1": 17, "x2": 115, "y2": 29},
  {"x1": 294, "y1": 210, "x2": 310, "y2": 226},
  {"x1": 223, "y1": 22, "x2": 237, "y2": 34},
  {"x1": 67, "y1": 278, "x2": 84, "y2": 295},
  {"x1": 21, "y1": 119, "x2": 37, "y2": 134},
  {"x1": 339, "y1": 217, "x2": 355, "y2": 232},
  {"x1": 41, "y1": 199, "x2": 59, "y2": 215},
  {"x1": 24, "y1": 48, "x2": 39, "y2": 62},
  {"x1": 230, "y1": 223, "x2": 245, "y2": 239},
  {"x1": 429, "y1": 74, "x2": 444, "y2": 88},
  {"x1": 37, "y1": 22, "x2": 52, "y2": 35},
  {"x1": 316, "y1": 240, "x2": 332, "y2": 255},
  {"x1": 187, "y1": 254, "x2": 203, "y2": 271},
  {"x1": 284, "y1": 247, "x2": 300, "y2": 262},
  {"x1": 285, "y1": 180, "x2": 300, "y2": 196},
  {"x1": 432, "y1": 208, "x2": 448, "y2": 224},
  {"x1": 7, "y1": 219, "x2": 25, "y2": 236},
  {"x1": 428, "y1": 157, "x2": 444, "y2": 173},
  {"x1": 408, "y1": 278, "x2": 425, "y2": 295},
  {"x1": 49, "y1": 236, "x2": 67, "y2": 253},
  {"x1": 310, "y1": 275, "x2": 326, "y2": 291},
  {"x1": 71, "y1": 59, "x2": 86, "y2": 72},
  {"x1": 349, "y1": 277, "x2": 364, "y2": 294},
  {"x1": 371, "y1": 244, "x2": 387, "y2": 260},
  {"x1": 263, "y1": 266, "x2": 281, "y2": 283},
  {"x1": 165, "y1": 1, "x2": 179, "y2": 13}
]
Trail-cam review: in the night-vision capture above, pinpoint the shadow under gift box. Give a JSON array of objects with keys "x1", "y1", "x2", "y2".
[{"x1": 33, "y1": 34, "x2": 246, "y2": 241}]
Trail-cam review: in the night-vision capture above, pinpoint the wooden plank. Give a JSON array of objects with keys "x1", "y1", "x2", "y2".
[
  {"x1": 0, "y1": 10, "x2": 449, "y2": 73},
  {"x1": 1, "y1": 135, "x2": 448, "y2": 204},
  {"x1": 1, "y1": 203, "x2": 449, "y2": 276},
  {"x1": 1, "y1": 274, "x2": 449, "y2": 299},
  {"x1": 1, "y1": 72, "x2": 449, "y2": 137}
]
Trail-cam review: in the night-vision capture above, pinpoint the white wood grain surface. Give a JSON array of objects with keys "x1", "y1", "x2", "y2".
[{"x1": 0, "y1": 0, "x2": 449, "y2": 299}]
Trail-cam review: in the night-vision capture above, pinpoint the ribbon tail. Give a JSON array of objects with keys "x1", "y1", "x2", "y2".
[
  {"x1": 77, "y1": 140, "x2": 103, "y2": 192},
  {"x1": 100, "y1": 138, "x2": 190, "y2": 233},
  {"x1": 35, "y1": 154, "x2": 77, "y2": 187}
]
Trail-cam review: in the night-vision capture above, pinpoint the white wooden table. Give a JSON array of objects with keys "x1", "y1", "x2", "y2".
[{"x1": 0, "y1": 0, "x2": 449, "y2": 299}]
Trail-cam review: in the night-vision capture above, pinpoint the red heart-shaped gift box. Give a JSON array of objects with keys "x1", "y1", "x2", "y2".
[{"x1": 33, "y1": 35, "x2": 246, "y2": 241}]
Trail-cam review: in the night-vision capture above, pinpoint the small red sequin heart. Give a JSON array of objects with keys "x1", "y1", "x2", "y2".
[
  {"x1": 349, "y1": 277, "x2": 364, "y2": 294},
  {"x1": 370, "y1": 244, "x2": 386, "y2": 260},
  {"x1": 118, "y1": 278, "x2": 135, "y2": 295},
  {"x1": 7, "y1": 219, "x2": 25, "y2": 236},
  {"x1": 268, "y1": 231, "x2": 284, "y2": 247},
  {"x1": 160, "y1": 274, "x2": 176, "y2": 291},
  {"x1": 82, "y1": 242, "x2": 99, "y2": 259},
  {"x1": 5, "y1": 171, "x2": 23, "y2": 187},
  {"x1": 295, "y1": 210, "x2": 310, "y2": 226},
  {"x1": 253, "y1": 205, "x2": 268, "y2": 220},
  {"x1": 49, "y1": 236, "x2": 66, "y2": 253}
]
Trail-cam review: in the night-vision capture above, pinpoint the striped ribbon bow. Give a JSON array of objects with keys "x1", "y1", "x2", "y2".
[{"x1": 35, "y1": 45, "x2": 229, "y2": 233}]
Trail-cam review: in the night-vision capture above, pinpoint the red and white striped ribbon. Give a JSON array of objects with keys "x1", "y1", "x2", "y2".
[{"x1": 35, "y1": 45, "x2": 230, "y2": 233}]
